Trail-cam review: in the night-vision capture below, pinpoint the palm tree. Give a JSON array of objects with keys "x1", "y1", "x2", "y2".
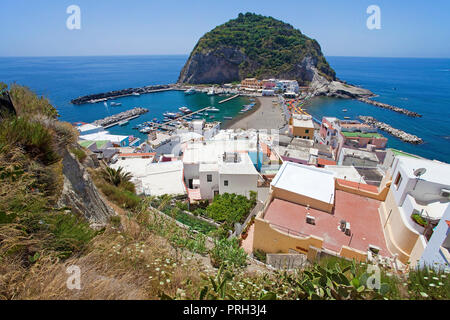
[{"x1": 101, "y1": 166, "x2": 132, "y2": 187}]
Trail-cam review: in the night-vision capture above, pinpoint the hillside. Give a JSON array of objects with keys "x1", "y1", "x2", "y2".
[
  {"x1": 178, "y1": 13, "x2": 336, "y2": 85},
  {"x1": 0, "y1": 84, "x2": 447, "y2": 300}
]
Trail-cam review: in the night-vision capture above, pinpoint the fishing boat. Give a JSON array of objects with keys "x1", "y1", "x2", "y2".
[
  {"x1": 139, "y1": 126, "x2": 152, "y2": 133},
  {"x1": 163, "y1": 112, "x2": 178, "y2": 119},
  {"x1": 208, "y1": 107, "x2": 220, "y2": 112},
  {"x1": 179, "y1": 106, "x2": 192, "y2": 114},
  {"x1": 184, "y1": 88, "x2": 196, "y2": 95}
]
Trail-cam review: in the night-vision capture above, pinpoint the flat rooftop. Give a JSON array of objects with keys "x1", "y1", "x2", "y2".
[
  {"x1": 263, "y1": 191, "x2": 391, "y2": 256},
  {"x1": 111, "y1": 159, "x2": 186, "y2": 196},
  {"x1": 271, "y1": 162, "x2": 335, "y2": 204},
  {"x1": 342, "y1": 131, "x2": 385, "y2": 139},
  {"x1": 292, "y1": 117, "x2": 314, "y2": 129},
  {"x1": 396, "y1": 156, "x2": 450, "y2": 186}
]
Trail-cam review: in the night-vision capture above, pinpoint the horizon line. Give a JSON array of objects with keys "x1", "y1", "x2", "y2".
[{"x1": 0, "y1": 54, "x2": 450, "y2": 59}]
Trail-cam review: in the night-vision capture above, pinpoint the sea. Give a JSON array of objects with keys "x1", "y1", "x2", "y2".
[{"x1": 0, "y1": 55, "x2": 449, "y2": 162}]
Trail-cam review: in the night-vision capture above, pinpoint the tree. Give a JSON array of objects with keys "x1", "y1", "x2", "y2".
[{"x1": 101, "y1": 166, "x2": 132, "y2": 187}]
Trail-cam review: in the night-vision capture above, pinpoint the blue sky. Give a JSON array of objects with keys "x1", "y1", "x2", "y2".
[{"x1": 1, "y1": 0, "x2": 450, "y2": 57}]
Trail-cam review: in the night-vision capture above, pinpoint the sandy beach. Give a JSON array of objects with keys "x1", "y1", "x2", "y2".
[{"x1": 226, "y1": 96, "x2": 288, "y2": 130}]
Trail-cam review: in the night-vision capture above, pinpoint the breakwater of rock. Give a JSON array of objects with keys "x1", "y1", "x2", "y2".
[
  {"x1": 357, "y1": 98, "x2": 422, "y2": 117},
  {"x1": 71, "y1": 84, "x2": 173, "y2": 105},
  {"x1": 94, "y1": 108, "x2": 148, "y2": 127},
  {"x1": 359, "y1": 116, "x2": 423, "y2": 144}
]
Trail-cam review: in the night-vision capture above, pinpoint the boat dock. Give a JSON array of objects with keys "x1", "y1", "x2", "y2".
[
  {"x1": 93, "y1": 107, "x2": 148, "y2": 128},
  {"x1": 103, "y1": 115, "x2": 140, "y2": 129},
  {"x1": 71, "y1": 84, "x2": 174, "y2": 105},
  {"x1": 218, "y1": 94, "x2": 240, "y2": 104},
  {"x1": 149, "y1": 106, "x2": 214, "y2": 131}
]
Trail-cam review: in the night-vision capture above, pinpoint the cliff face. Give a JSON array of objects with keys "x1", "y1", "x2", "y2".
[
  {"x1": 178, "y1": 13, "x2": 336, "y2": 85},
  {"x1": 57, "y1": 150, "x2": 116, "y2": 226}
]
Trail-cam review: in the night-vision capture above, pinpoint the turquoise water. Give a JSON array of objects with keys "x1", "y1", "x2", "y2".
[
  {"x1": 0, "y1": 55, "x2": 449, "y2": 162},
  {"x1": 305, "y1": 57, "x2": 450, "y2": 162}
]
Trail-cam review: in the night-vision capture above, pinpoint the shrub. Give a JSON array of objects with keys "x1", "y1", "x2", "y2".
[
  {"x1": 254, "y1": 249, "x2": 267, "y2": 263},
  {"x1": 411, "y1": 213, "x2": 428, "y2": 227},
  {"x1": 0, "y1": 116, "x2": 59, "y2": 165},
  {"x1": 210, "y1": 238, "x2": 247, "y2": 269},
  {"x1": 206, "y1": 193, "x2": 255, "y2": 230},
  {"x1": 98, "y1": 182, "x2": 141, "y2": 210}
]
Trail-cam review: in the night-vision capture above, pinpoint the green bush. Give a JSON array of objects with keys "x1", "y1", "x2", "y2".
[
  {"x1": 254, "y1": 249, "x2": 267, "y2": 263},
  {"x1": 98, "y1": 182, "x2": 141, "y2": 210},
  {"x1": 206, "y1": 193, "x2": 256, "y2": 230},
  {"x1": 210, "y1": 238, "x2": 247, "y2": 269},
  {"x1": 411, "y1": 213, "x2": 429, "y2": 227}
]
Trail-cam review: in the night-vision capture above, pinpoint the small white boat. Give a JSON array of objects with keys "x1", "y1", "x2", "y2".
[
  {"x1": 132, "y1": 92, "x2": 140, "y2": 96},
  {"x1": 179, "y1": 106, "x2": 192, "y2": 114},
  {"x1": 184, "y1": 88, "x2": 196, "y2": 95},
  {"x1": 140, "y1": 126, "x2": 152, "y2": 133},
  {"x1": 342, "y1": 109, "x2": 348, "y2": 112},
  {"x1": 208, "y1": 107, "x2": 220, "y2": 112},
  {"x1": 111, "y1": 102, "x2": 122, "y2": 106},
  {"x1": 119, "y1": 120, "x2": 129, "y2": 126},
  {"x1": 224, "y1": 116, "x2": 233, "y2": 120},
  {"x1": 207, "y1": 88, "x2": 215, "y2": 96}
]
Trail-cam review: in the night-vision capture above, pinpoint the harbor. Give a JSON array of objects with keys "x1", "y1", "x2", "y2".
[{"x1": 358, "y1": 116, "x2": 423, "y2": 144}]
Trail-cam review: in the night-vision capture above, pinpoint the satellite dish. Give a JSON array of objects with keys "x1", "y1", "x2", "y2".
[{"x1": 414, "y1": 168, "x2": 427, "y2": 177}]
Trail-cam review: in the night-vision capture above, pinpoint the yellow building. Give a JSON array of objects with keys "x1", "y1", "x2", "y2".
[
  {"x1": 290, "y1": 114, "x2": 314, "y2": 140},
  {"x1": 250, "y1": 161, "x2": 393, "y2": 263},
  {"x1": 241, "y1": 78, "x2": 262, "y2": 90}
]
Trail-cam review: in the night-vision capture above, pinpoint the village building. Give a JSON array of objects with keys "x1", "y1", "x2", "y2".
[{"x1": 379, "y1": 156, "x2": 450, "y2": 267}]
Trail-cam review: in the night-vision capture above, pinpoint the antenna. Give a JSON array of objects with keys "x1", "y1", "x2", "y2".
[
  {"x1": 413, "y1": 168, "x2": 426, "y2": 191},
  {"x1": 413, "y1": 168, "x2": 426, "y2": 177}
]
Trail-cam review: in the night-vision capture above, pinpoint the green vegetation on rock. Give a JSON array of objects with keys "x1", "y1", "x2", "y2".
[{"x1": 179, "y1": 12, "x2": 336, "y2": 84}]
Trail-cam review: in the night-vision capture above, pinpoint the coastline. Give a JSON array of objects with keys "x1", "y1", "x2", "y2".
[{"x1": 225, "y1": 96, "x2": 287, "y2": 131}]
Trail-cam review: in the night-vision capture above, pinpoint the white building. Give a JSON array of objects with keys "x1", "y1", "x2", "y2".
[
  {"x1": 380, "y1": 156, "x2": 450, "y2": 267},
  {"x1": 276, "y1": 80, "x2": 300, "y2": 93},
  {"x1": 79, "y1": 131, "x2": 130, "y2": 147},
  {"x1": 182, "y1": 136, "x2": 259, "y2": 200},
  {"x1": 111, "y1": 159, "x2": 187, "y2": 197},
  {"x1": 76, "y1": 123, "x2": 103, "y2": 136}
]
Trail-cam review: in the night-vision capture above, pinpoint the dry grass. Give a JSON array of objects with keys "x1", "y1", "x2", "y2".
[{"x1": 0, "y1": 215, "x2": 213, "y2": 300}]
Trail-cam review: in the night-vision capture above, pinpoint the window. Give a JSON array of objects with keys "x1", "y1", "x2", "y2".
[
  {"x1": 224, "y1": 180, "x2": 229, "y2": 186},
  {"x1": 207, "y1": 174, "x2": 212, "y2": 182},
  {"x1": 305, "y1": 129, "x2": 309, "y2": 134},
  {"x1": 394, "y1": 173, "x2": 402, "y2": 189}
]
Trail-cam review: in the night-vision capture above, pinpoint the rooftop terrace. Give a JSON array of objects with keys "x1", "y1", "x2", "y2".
[
  {"x1": 342, "y1": 131, "x2": 384, "y2": 139},
  {"x1": 263, "y1": 190, "x2": 391, "y2": 256}
]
